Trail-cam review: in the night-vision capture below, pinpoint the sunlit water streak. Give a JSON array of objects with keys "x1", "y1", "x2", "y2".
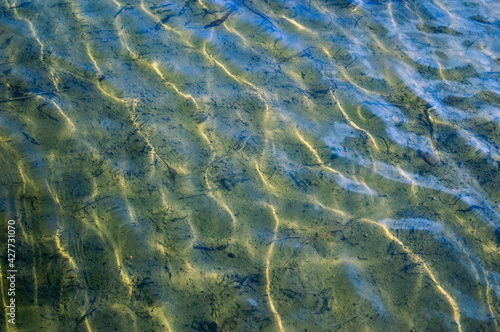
[{"x1": 0, "y1": 0, "x2": 499, "y2": 331}]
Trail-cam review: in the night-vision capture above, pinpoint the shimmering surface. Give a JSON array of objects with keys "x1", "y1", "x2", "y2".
[{"x1": 0, "y1": 0, "x2": 499, "y2": 331}]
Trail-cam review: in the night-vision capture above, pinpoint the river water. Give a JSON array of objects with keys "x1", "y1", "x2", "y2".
[{"x1": 0, "y1": 0, "x2": 499, "y2": 331}]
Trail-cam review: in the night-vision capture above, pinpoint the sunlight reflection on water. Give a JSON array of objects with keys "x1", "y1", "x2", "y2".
[{"x1": 0, "y1": 0, "x2": 499, "y2": 331}]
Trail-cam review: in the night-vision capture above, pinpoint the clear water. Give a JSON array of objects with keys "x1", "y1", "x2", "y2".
[{"x1": 0, "y1": 0, "x2": 499, "y2": 331}]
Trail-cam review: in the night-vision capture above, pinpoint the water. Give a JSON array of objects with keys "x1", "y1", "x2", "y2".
[{"x1": 0, "y1": 0, "x2": 499, "y2": 331}]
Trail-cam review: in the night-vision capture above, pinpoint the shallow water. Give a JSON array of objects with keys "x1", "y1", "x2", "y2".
[{"x1": 0, "y1": 0, "x2": 499, "y2": 331}]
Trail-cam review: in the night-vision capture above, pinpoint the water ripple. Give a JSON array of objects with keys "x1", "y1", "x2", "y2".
[{"x1": 1, "y1": 0, "x2": 499, "y2": 330}]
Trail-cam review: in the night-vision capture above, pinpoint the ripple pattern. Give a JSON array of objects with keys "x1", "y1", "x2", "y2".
[{"x1": 0, "y1": 0, "x2": 499, "y2": 331}]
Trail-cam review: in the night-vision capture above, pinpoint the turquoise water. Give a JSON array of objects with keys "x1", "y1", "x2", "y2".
[{"x1": 0, "y1": 0, "x2": 499, "y2": 331}]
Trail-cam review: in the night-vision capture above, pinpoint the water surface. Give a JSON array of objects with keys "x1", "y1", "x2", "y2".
[{"x1": 0, "y1": 0, "x2": 499, "y2": 331}]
